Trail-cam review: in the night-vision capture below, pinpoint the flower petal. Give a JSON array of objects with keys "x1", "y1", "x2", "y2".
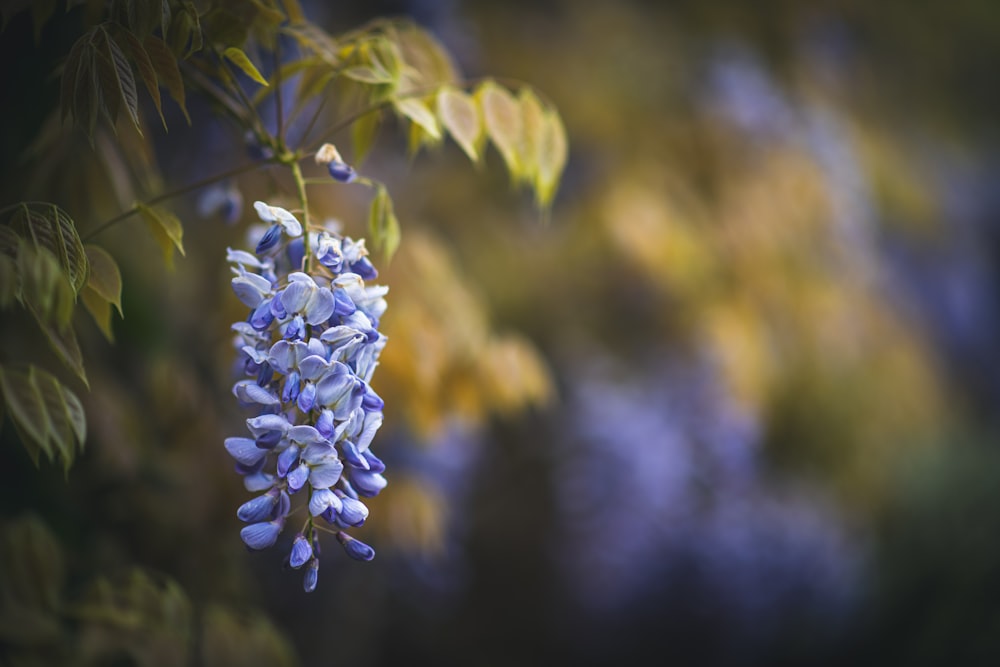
[
  {"x1": 349, "y1": 468, "x2": 387, "y2": 497},
  {"x1": 240, "y1": 520, "x2": 282, "y2": 550},
  {"x1": 309, "y1": 458, "x2": 344, "y2": 489},
  {"x1": 225, "y1": 437, "x2": 268, "y2": 466},
  {"x1": 337, "y1": 532, "x2": 375, "y2": 561},
  {"x1": 289, "y1": 533, "x2": 312, "y2": 568}
]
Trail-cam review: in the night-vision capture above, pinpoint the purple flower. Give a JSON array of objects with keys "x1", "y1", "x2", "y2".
[
  {"x1": 328, "y1": 161, "x2": 357, "y2": 183},
  {"x1": 337, "y1": 532, "x2": 375, "y2": 561},
  {"x1": 241, "y1": 520, "x2": 283, "y2": 550},
  {"x1": 225, "y1": 205, "x2": 390, "y2": 591},
  {"x1": 289, "y1": 533, "x2": 313, "y2": 568}
]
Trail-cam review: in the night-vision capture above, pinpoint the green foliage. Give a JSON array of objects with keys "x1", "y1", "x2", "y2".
[
  {"x1": 0, "y1": 515, "x2": 299, "y2": 666},
  {"x1": 0, "y1": 514, "x2": 64, "y2": 647},
  {"x1": 81, "y1": 244, "x2": 124, "y2": 341},
  {"x1": 0, "y1": 365, "x2": 85, "y2": 472},
  {"x1": 369, "y1": 184, "x2": 401, "y2": 263},
  {"x1": 0, "y1": 203, "x2": 92, "y2": 386},
  {"x1": 223, "y1": 46, "x2": 269, "y2": 86},
  {"x1": 137, "y1": 202, "x2": 186, "y2": 268}
]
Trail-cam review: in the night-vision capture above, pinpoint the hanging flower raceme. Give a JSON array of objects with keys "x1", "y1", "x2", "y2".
[{"x1": 225, "y1": 199, "x2": 388, "y2": 592}]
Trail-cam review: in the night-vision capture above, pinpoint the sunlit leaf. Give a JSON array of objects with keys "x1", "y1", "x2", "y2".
[
  {"x1": 395, "y1": 96, "x2": 441, "y2": 143},
  {"x1": 281, "y1": 23, "x2": 338, "y2": 65},
  {"x1": 281, "y1": 0, "x2": 304, "y2": 23},
  {"x1": 16, "y1": 241, "x2": 75, "y2": 330},
  {"x1": 477, "y1": 80, "x2": 523, "y2": 179},
  {"x1": 83, "y1": 244, "x2": 123, "y2": 316},
  {"x1": 224, "y1": 46, "x2": 269, "y2": 87},
  {"x1": 122, "y1": 31, "x2": 166, "y2": 130},
  {"x1": 535, "y1": 107, "x2": 568, "y2": 210},
  {"x1": 137, "y1": 203, "x2": 185, "y2": 269},
  {"x1": 368, "y1": 185, "x2": 400, "y2": 263},
  {"x1": 145, "y1": 35, "x2": 190, "y2": 123},
  {"x1": 342, "y1": 65, "x2": 394, "y2": 85},
  {"x1": 81, "y1": 286, "x2": 115, "y2": 341},
  {"x1": 518, "y1": 88, "x2": 544, "y2": 183},
  {"x1": 393, "y1": 22, "x2": 458, "y2": 90},
  {"x1": 436, "y1": 86, "x2": 482, "y2": 163}
]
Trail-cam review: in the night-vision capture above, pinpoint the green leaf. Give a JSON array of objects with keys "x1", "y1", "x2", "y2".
[
  {"x1": 0, "y1": 366, "x2": 51, "y2": 462},
  {"x1": 394, "y1": 97, "x2": 440, "y2": 142},
  {"x1": 392, "y1": 22, "x2": 458, "y2": 91},
  {"x1": 518, "y1": 88, "x2": 544, "y2": 183},
  {"x1": 368, "y1": 185, "x2": 400, "y2": 264},
  {"x1": 342, "y1": 65, "x2": 394, "y2": 85},
  {"x1": 351, "y1": 108, "x2": 381, "y2": 166},
  {"x1": 477, "y1": 80, "x2": 523, "y2": 179},
  {"x1": 223, "y1": 46, "x2": 269, "y2": 86},
  {"x1": 34, "y1": 370, "x2": 86, "y2": 473},
  {"x1": 535, "y1": 107, "x2": 568, "y2": 210},
  {"x1": 0, "y1": 514, "x2": 65, "y2": 645},
  {"x1": 280, "y1": 0, "x2": 305, "y2": 24},
  {"x1": 29, "y1": 309, "x2": 88, "y2": 387},
  {"x1": 145, "y1": 35, "x2": 190, "y2": 123},
  {"x1": 81, "y1": 286, "x2": 115, "y2": 341},
  {"x1": 5, "y1": 202, "x2": 88, "y2": 294},
  {"x1": 122, "y1": 31, "x2": 166, "y2": 130},
  {"x1": 168, "y1": 2, "x2": 202, "y2": 58},
  {"x1": 95, "y1": 26, "x2": 142, "y2": 133},
  {"x1": 437, "y1": 86, "x2": 482, "y2": 163},
  {"x1": 83, "y1": 244, "x2": 123, "y2": 316},
  {"x1": 59, "y1": 29, "x2": 103, "y2": 139},
  {"x1": 137, "y1": 203, "x2": 185, "y2": 269},
  {"x1": 17, "y1": 241, "x2": 75, "y2": 331},
  {"x1": 281, "y1": 23, "x2": 338, "y2": 65}
]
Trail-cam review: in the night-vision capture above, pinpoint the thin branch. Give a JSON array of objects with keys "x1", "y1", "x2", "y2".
[
  {"x1": 275, "y1": 38, "x2": 285, "y2": 148},
  {"x1": 82, "y1": 161, "x2": 268, "y2": 241}
]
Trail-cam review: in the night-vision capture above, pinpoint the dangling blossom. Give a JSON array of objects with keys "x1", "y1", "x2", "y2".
[{"x1": 224, "y1": 199, "x2": 389, "y2": 592}]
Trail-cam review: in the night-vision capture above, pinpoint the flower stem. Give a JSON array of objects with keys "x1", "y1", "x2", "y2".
[{"x1": 290, "y1": 160, "x2": 310, "y2": 273}]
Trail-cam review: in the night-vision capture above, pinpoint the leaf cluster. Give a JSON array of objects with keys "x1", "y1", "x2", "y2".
[
  {"x1": 0, "y1": 203, "x2": 123, "y2": 471},
  {"x1": 0, "y1": 515, "x2": 298, "y2": 666}
]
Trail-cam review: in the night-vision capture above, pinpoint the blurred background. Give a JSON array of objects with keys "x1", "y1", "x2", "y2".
[{"x1": 3, "y1": 0, "x2": 1000, "y2": 665}]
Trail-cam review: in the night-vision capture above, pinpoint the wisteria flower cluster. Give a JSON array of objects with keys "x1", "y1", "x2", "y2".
[{"x1": 224, "y1": 199, "x2": 388, "y2": 592}]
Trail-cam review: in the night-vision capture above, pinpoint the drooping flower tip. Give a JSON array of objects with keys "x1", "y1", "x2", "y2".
[
  {"x1": 315, "y1": 143, "x2": 357, "y2": 183},
  {"x1": 289, "y1": 533, "x2": 313, "y2": 569},
  {"x1": 328, "y1": 161, "x2": 357, "y2": 183},
  {"x1": 303, "y1": 558, "x2": 319, "y2": 593},
  {"x1": 337, "y1": 532, "x2": 375, "y2": 561}
]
